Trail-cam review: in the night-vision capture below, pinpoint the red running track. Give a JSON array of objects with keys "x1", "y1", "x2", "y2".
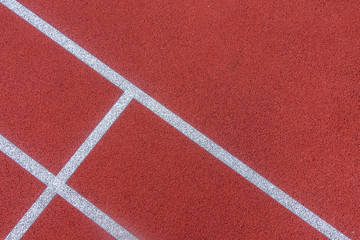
[{"x1": 0, "y1": 0, "x2": 359, "y2": 239}]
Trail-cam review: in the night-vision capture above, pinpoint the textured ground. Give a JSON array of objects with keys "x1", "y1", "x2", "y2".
[{"x1": 0, "y1": 1, "x2": 359, "y2": 239}]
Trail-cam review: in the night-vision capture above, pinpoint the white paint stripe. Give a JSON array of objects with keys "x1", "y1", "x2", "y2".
[
  {"x1": 58, "y1": 184, "x2": 136, "y2": 240},
  {"x1": 56, "y1": 91, "x2": 133, "y2": 183},
  {"x1": 0, "y1": 0, "x2": 350, "y2": 239},
  {"x1": 124, "y1": 82, "x2": 349, "y2": 240},
  {"x1": 0, "y1": 134, "x2": 55, "y2": 185},
  {"x1": 3, "y1": 91, "x2": 131, "y2": 239},
  {"x1": 0, "y1": 92, "x2": 133, "y2": 239},
  {"x1": 5, "y1": 188, "x2": 56, "y2": 240},
  {"x1": 0, "y1": 135, "x2": 136, "y2": 240},
  {"x1": 0, "y1": 0, "x2": 127, "y2": 89}
]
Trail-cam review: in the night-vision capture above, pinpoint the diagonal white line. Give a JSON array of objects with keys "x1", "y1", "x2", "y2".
[
  {"x1": 56, "y1": 90, "x2": 133, "y2": 183},
  {"x1": 130, "y1": 88, "x2": 347, "y2": 238},
  {"x1": 4, "y1": 188, "x2": 56, "y2": 240},
  {"x1": 0, "y1": 134, "x2": 56, "y2": 185},
  {"x1": 0, "y1": 136, "x2": 59, "y2": 239},
  {"x1": 0, "y1": 0, "x2": 351, "y2": 239},
  {"x1": 0, "y1": 0, "x2": 126, "y2": 89},
  {"x1": 0, "y1": 134, "x2": 136, "y2": 240},
  {"x1": 1, "y1": 92, "x2": 133, "y2": 240},
  {"x1": 57, "y1": 184, "x2": 136, "y2": 240}
]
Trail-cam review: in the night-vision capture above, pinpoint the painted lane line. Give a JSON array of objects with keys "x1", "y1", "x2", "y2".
[
  {"x1": 0, "y1": 135, "x2": 136, "y2": 240},
  {"x1": 4, "y1": 188, "x2": 56, "y2": 240},
  {"x1": 57, "y1": 184, "x2": 136, "y2": 240},
  {"x1": 0, "y1": 0, "x2": 350, "y2": 239},
  {"x1": 2, "y1": 92, "x2": 133, "y2": 239},
  {"x1": 0, "y1": 0, "x2": 126, "y2": 89},
  {"x1": 123, "y1": 77, "x2": 350, "y2": 240},
  {"x1": 5, "y1": 92, "x2": 132, "y2": 239},
  {"x1": 0, "y1": 134, "x2": 58, "y2": 240},
  {"x1": 0, "y1": 92, "x2": 134, "y2": 239},
  {"x1": 56, "y1": 90, "x2": 133, "y2": 183},
  {"x1": 0, "y1": 134, "x2": 56, "y2": 185}
]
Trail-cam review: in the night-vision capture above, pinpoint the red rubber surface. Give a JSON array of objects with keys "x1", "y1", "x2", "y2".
[
  {"x1": 22, "y1": 196, "x2": 113, "y2": 240},
  {"x1": 0, "y1": 153, "x2": 45, "y2": 239},
  {"x1": 68, "y1": 100, "x2": 325, "y2": 239},
  {"x1": 0, "y1": 4, "x2": 122, "y2": 174},
  {"x1": 1, "y1": 0, "x2": 359, "y2": 239}
]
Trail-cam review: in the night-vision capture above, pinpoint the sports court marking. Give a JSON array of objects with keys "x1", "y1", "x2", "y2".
[
  {"x1": 0, "y1": 92, "x2": 135, "y2": 240},
  {"x1": 0, "y1": 0, "x2": 351, "y2": 239}
]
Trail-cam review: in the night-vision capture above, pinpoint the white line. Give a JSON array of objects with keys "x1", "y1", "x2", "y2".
[
  {"x1": 58, "y1": 184, "x2": 136, "y2": 240},
  {"x1": 0, "y1": 136, "x2": 59, "y2": 240},
  {"x1": 1, "y1": 92, "x2": 132, "y2": 240},
  {"x1": 56, "y1": 91, "x2": 133, "y2": 183},
  {"x1": 0, "y1": 0, "x2": 350, "y2": 239},
  {"x1": 1, "y1": 91, "x2": 133, "y2": 239},
  {"x1": 4, "y1": 92, "x2": 132, "y2": 239},
  {"x1": 5, "y1": 188, "x2": 56, "y2": 240},
  {"x1": 124, "y1": 73, "x2": 352, "y2": 240},
  {"x1": 0, "y1": 0, "x2": 127, "y2": 89},
  {"x1": 0, "y1": 134, "x2": 55, "y2": 185},
  {"x1": 0, "y1": 135, "x2": 136, "y2": 240}
]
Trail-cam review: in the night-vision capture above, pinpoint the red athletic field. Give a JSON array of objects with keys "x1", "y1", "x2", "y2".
[{"x1": 0, "y1": 0, "x2": 359, "y2": 239}]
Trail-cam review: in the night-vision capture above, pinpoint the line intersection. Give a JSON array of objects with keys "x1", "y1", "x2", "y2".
[
  {"x1": 0, "y1": 92, "x2": 135, "y2": 239},
  {"x1": 0, "y1": 0, "x2": 351, "y2": 239}
]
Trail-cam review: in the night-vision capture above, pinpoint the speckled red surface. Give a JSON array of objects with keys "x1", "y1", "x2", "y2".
[
  {"x1": 0, "y1": 4, "x2": 122, "y2": 175},
  {"x1": 68, "y1": 101, "x2": 326, "y2": 239},
  {"x1": 22, "y1": 196, "x2": 113, "y2": 240},
  {"x1": 0, "y1": 153, "x2": 45, "y2": 238},
  {"x1": 1, "y1": 0, "x2": 359, "y2": 239}
]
